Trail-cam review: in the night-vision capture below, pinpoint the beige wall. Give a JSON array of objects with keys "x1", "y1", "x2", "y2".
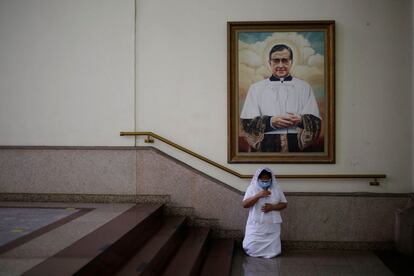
[
  {"x1": 412, "y1": 0, "x2": 414, "y2": 193},
  {"x1": 0, "y1": 0, "x2": 412, "y2": 193},
  {"x1": 135, "y1": 0, "x2": 413, "y2": 193},
  {"x1": 0, "y1": 0, "x2": 135, "y2": 146}
]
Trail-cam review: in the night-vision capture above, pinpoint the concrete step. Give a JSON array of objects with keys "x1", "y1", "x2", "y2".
[
  {"x1": 161, "y1": 227, "x2": 211, "y2": 276},
  {"x1": 115, "y1": 216, "x2": 187, "y2": 276},
  {"x1": 23, "y1": 203, "x2": 164, "y2": 276},
  {"x1": 200, "y1": 239, "x2": 235, "y2": 276}
]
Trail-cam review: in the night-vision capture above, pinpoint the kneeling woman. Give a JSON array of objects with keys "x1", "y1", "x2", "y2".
[{"x1": 242, "y1": 167, "x2": 287, "y2": 258}]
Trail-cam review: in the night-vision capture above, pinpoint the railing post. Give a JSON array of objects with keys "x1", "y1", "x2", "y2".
[
  {"x1": 369, "y1": 178, "x2": 380, "y2": 186},
  {"x1": 144, "y1": 135, "x2": 154, "y2": 143}
]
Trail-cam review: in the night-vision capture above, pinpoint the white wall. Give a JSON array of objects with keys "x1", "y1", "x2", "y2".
[
  {"x1": 411, "y1": 0, "x2": 414, "y2": 194},
  {"x1": 0, "y1": 0, "x2": 135, "y2": 146},
  {"x1": 0, "y1": 0, "x2": 412, "y2": 194},
  {"x1": 135, "y1": 0, "x2": 413, "y2": 193}
]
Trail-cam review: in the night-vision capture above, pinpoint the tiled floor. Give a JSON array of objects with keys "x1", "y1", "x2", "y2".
[
  {"x1": 231, "y1": 243, "x2": 395, "y2": 276},
  {"x1": 0, "y1": 207, "x2": 79, "y2": 247},
  {"x1": 0, "y1": 202, "x2": 134, "y2": 276}
]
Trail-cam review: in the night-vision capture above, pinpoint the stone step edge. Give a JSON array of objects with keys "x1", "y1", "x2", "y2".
[
  {"x1": 163, "y1": 205, "x2": 243, "y2": 238},
  {"x1": 282, "y1": 240, "x2": 396, "y2": 251},
  {"x1": 115, "y1": 216, "x2": 187, "y2": 276},
  {"x1": 0, "y1": 193, "x2": 170, "y2": 204},
  {"x1": 161, "y1": 227, "x2": 211, "y2": 276}
]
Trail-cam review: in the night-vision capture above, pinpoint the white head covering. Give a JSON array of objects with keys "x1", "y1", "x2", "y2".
[
  {"x1": 244, "y1": 167, "x2": 287, "y2": 226},
  {"x1": 249, "y1": 167, "x2": 279, "y2": 192}
]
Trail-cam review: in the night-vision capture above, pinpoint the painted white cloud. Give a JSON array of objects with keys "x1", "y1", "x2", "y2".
[
  {"x1": 239, "y1": 49, "x2": 262, "y2": 68},
  {"x1": 308, "y1": 54, "x2": 324, "y2": 69}
]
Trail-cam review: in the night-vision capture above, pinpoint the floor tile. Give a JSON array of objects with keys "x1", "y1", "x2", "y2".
[
  {"x1": 279, "y1": 264, "x2": 318, "y2": 276},
  {"x1": 314, "y1": 265, "x2": 355, "y2": 276}
]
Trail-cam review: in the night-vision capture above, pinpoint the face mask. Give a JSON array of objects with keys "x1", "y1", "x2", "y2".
[{"x1": 258, "y1": 180, "x2": 272, "y2": 190}]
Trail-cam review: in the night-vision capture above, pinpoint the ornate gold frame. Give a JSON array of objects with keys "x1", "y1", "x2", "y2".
[{"x1": 228, "y1": 21, "x2": 335, "y2": 163}]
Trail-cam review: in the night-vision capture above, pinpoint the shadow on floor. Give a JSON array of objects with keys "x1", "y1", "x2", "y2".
[{"x1": 375, "y1": 250, "x2": 414, "y2": 276}]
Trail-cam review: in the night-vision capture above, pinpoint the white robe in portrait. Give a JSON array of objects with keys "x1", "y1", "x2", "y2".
[
  {"x1": 242, "y1": 167, "x2": 287, "y2": 258},
  {"x1": 240, "y1": 77, "x2": 320, "y2": 134}
]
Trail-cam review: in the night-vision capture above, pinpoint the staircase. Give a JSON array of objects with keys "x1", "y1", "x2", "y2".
[{"x1": 23, "y1": 204, "x2": 235, "y2": 276}]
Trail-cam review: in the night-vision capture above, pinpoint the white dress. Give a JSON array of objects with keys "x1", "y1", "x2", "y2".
[{"x1": 242, "y1": 168, "x2": 287, "y2": 258}]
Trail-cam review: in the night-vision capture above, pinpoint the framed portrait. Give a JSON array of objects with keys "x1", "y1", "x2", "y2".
[{"x1": 228, "y1": 21, "x2": 335, "y2": 163}]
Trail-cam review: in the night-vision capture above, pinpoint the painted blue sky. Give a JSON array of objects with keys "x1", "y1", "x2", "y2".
[{"x1": 238, "y1": 31, "x2": 325, "y2": 55}]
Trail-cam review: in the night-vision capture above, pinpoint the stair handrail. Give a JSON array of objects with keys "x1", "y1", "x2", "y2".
[{"x1": 120, "y1": 131, "x2": 386, "y2": 185}]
